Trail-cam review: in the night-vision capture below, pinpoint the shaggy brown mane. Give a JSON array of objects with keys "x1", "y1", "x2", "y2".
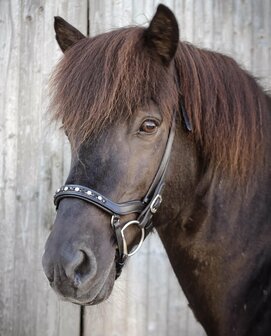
[
  {"x1": 50, "y1": 26, "x2": 269, "y2": 181},
  {"x1": 174, "y1": 43, "x2": 269, "y2": 181}
]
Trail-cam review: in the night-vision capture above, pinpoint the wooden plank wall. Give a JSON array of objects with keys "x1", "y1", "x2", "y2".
[
  {"x1": 0, "y1": 1, "x2": 270, "y2": 336},
  {"x1": 0, "y1": 1, "x2": 87, "y2": 335}
]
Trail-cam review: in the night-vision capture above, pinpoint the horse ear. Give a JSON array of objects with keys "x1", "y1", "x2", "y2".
[
  {"x1": 54, "y1": 17, "x2": 86, "y2": 53},
  {"x1": 144, "y1": 4, "x2": 179, "y2": 65}
]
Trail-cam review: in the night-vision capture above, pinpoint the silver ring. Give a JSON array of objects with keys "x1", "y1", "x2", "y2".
[{"x1": 120, "y1": 220, "x2": 145, "y2": 256}]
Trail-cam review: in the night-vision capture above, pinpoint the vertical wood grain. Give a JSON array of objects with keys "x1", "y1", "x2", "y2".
[{"x1": 0, "y1": 1, "x2": 88, "y2": 335}]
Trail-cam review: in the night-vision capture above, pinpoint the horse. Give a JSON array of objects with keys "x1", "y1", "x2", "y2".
[{"x1": 42, "y1": 4, "x2": 271, "y2": 336}]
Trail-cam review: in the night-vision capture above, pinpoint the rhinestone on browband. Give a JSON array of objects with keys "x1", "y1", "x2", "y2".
[{"x1": 55, "y1": 186, "x2": 106, "y2": 203}]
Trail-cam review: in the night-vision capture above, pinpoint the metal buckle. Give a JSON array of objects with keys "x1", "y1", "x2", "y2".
[
  {"x1": 120, "y1": 220, "x2": 145, "y2": 257},
  {"x1": 111, "y1": 214, "x2": 120, "y2": 227},
  {"x1": 150, "y1": 194, "x2": 162, "y2": 214}
]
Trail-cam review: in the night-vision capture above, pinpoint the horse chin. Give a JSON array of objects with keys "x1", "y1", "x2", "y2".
[
  {"x1": 66, "y1": 280, "x2": 114, "y2": 306},
  {"x1": 76, "y1": 269, "x2": 116, "y2": 306},
  {"x1": 82, "y1": 280, "x2": 114, "y2": 306}
]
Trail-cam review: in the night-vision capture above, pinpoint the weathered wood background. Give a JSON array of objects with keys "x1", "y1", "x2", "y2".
[{"x1": 0, "y1": 0, "x2": 270, "y2": 335}]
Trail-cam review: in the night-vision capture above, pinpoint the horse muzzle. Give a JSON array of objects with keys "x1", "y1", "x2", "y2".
[{"x1": 42, "y1": 241, "x2": 116, "y2": 305}]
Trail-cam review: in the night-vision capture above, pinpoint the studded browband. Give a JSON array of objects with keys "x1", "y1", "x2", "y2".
[{"x1": 54, "y1": 112, "x2": 178, "y2": 279}]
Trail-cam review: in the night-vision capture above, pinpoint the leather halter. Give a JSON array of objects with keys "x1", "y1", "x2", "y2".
[{"x1": 54, "y1": 115, "x2": 176, "y2": 278}]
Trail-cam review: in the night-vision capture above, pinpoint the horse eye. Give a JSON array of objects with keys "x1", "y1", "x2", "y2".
[{"x1": 139, "y1": 120, "x2": 158, "y2": 134}]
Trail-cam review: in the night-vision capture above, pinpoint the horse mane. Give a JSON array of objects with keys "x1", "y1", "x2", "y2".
[
  {"x1": 50, "y1": 26, "x2": 269, "y2": 182},
  {"x1": 174, "y1": 43, "x2": 269, "y2": 181}
]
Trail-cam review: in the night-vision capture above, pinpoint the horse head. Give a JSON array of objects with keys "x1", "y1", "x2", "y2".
[{"x1": 42, "y1": 5, "x2": 191, "y2": 305}]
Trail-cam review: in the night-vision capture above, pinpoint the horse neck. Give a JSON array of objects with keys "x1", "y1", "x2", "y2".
[{"x1": 155, "y1": 119, "x2": 271, "y2": 336}]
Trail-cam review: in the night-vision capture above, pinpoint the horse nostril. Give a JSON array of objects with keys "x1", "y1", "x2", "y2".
[
  {"x1": 75, "y1": 250, "x2": 90, "y2": 276},
  {"x1": 65, "y1": 248, "x2": 97, "y2": 288}
]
